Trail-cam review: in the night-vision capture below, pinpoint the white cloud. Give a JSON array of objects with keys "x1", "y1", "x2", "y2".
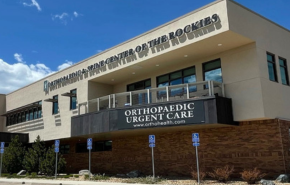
[
  {"x1": 52, "y1": 12, "x2": 69, "y2": 25},
  {"x1": 73, "y1": 11, "x2": 79, "y2": 17},
  {"x1": 14, "y1": 53, "x2": 25, "y2": 63},
  {"x1": 23, "y1": 0, "x2": 41, "y2": 11},
  {"x1": 0, "y1": 55, "x2": 74, "y2": 94},
  {"x1": 57, "y1": 60, "x2": 73, "y2": 71},
  {"x1": 52, "y1": 11, "x2": 82, "y2": 24}
]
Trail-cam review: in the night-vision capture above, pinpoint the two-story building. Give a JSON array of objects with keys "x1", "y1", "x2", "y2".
[{"x1": 1, "y1": 0, "x2": 290, "y2": 177}]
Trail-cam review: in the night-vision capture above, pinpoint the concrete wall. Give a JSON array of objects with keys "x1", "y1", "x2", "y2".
[
  {"x1": 227, "y1": 0, "x2": 290, "y2": 120},
  {"x1": 0, "y1": 94, "x2": 6, "y2": 132}
]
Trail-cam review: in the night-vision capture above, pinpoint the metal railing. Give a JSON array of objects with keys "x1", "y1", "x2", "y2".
[{"x1": 78, "y1": 81, "x2": 224, "y2": 115}]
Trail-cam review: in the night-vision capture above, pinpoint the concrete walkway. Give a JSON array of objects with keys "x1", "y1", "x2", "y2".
[{"x1": 0, "y1": 178, "x2": 153, "y2": 185}]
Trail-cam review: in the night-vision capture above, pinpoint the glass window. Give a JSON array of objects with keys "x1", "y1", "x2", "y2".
[
  {"x1": 127, "y1": 79, "x2": 151, "y2": 105},
  {"x1": 279, "y1": 57, "x2": 289, "y2": 85},
  {"x1": 29, "y1": 110, "x2": 33, "y2": 120},
  {"x1": 70, "y1": 89, "x2": 77, "y2": 110},
  {"x1": 157, "y1": 66, "x2": 196, "y2": 96},
  {"x1": 25, "y1": 111, "x2": 29, "y2": 121},
  {"x1": 60, "y1": 144, "x2": 70, "y2": 154},
  {"x1": 33, "y1": 108, "x2": 38, "y2": 119},
  {"x1": 203, "y1": 59, "x2": 222, "y2": 83},
  {"x1": 52, "y1": 95, "x2": 58, "y2": 114},
  {"x1": 267, "y1": 53, "x2": 277, "y2": 82}
]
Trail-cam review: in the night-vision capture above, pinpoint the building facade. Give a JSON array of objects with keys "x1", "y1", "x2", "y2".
[{"x1": 1, "y1": 0, "x2": 290, "y2": 177}]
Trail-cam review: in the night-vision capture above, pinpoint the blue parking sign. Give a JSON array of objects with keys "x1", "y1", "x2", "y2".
[
  {"x1": 87, "y1": 138, "x2": 92, "y2": 146},
  {"x1": 55, "y1": 140, "x2": 60, "y2": 147},
  {"x1": 192, "y1": 133, "x2": 199, "y2": 142},
  {"x1": 0, "y1": 142, "x2": 4, "y2": 149},
  {"x1": 149, "y1": 143, "x2": 155, "y2": 148},
  {"x1": 87, "y1": 146, "x2": 92, "y2": 150},
  {"x1": 149, "y1": 135, "x2": 155, "y2": 143},
  {"x1": 55, "y1": 147, "x2": 59, "y2": 153},
  {"x1": 0, "y1": 149, "x2": 4, "y2": 154},
  {"x1": 193, "y1": 143, "x2": 200, "y2": 147}
]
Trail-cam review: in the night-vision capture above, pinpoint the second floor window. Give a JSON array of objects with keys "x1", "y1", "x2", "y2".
[
  {"x1": 70, "y1": 89, "x2": 77, "y2": 110},
  {"x1": 52, "y1": 95, "x2": 59, "y2": 114},
  {"x1": 267, "y1": 53, "x2": 278, "y2": 82},
  {"x1": 279, "y1": 57, "x2": 289, "y2": 85}
]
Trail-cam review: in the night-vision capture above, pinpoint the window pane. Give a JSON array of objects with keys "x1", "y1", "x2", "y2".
[
  {"x1": 204, "y1": 60, "x2": 221, "y2": 71},
  {"x1": 268, "y1": 62, "x2": 276, "y2": 81},
  {"x1": 145, "y1": 80, "x2": 151, "y2": 87},
  {"x1": 157, "y1": 75, "x2": 169, "y2": 84},
  {"x1": 184, "y1": 75, "x2": 197, "y2": 92},
  {"x1": 170, "y1": 71, "x2": 182, "y2": 80},
  {"x1": 205, "y1": 68, "x2": 222, "y2": 82},
  {"x1": 71, "y1": 96, "x2": 77, "y2": 109},
  {"x1": 104, "y1": 141, "x2": 112, "y2": 151},
  {"x1": 280, "y1": 67, "x2": 288, "y2": 85},
  {"x1": 29, "y1": 110, "x2": 33, "y2": 120},
  {"x1": 33, "y1": 108, "x2": 38, "y2": 119},
  {"x1": 267, "y1": 54, "x2": 274, "y2": 62},
  {"x1": 95, "y1": 142, "x2": 104, "y2": 151},
  {"x1": 183, "y1": 67, "x2": 195, "y2": 76},
  {"x1": 128, "y1": 85, "x2": 134, "y2": 91},
  {"x1": 279, "y1": 58, "x2": 286, "y2": 66},
  {"x1": 26, "y1": 111, "x2": 29, "y2": 121}
]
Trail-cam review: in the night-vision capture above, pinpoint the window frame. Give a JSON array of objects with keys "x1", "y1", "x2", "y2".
[
  {"x1": 156, "y1": 66, "x2": 196, "y2": 87},
  {"x1": 127, "y1": 79, "x2": 151, "y2": 91},
  {"x1": 267, "y1": 52, "x2": 278, "y2": 82},
  {"x1": 202, "y1": 59, "x2": 222, "y2": 82},
  {"x1": 52, "y1": 95, "x2": 59, "y2": 115},
  {"x1": 70, "y1": 89, "x2": 77, "y2": 110},
  {"x1": 60, "y1": 144, "x2": 70, "y2": 154},
  {"x1": 279, "y1": 57, "x2": 289, "y2": 85}
]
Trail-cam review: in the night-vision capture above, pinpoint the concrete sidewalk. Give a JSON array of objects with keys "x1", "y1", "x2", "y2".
[{"x1": 0, "y1": 178, "x2": 154, "y2": 185}]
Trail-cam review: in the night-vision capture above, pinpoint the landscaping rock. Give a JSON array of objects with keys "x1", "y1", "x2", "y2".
[
  {"x1": 260, "y1": 179, "x2": 275, "y2": 185},
  {"x1": 126, "y1": 170, "x2": 141, "y2": 178},
  {"x1": 17, "y1": 170, "x2": 26, "y2": 176},
  {"x1": 276, "y1": 174, "x2": 290, "y2": 183},
  {"x1": 79, "y1": 169, "x2": 92, "y2": 176}
]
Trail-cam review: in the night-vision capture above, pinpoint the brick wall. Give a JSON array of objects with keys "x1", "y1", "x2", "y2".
[{"x1": 63, "y1": 119, "x2": 290, "y2": 178}]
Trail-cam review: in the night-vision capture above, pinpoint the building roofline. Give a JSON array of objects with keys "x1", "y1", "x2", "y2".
[
  {"x1": 6, "y1": 0, "x2": 290, "y2": 95},
  {"x1": 7, "y1": 0, "x2": 225, "y2": 95}
]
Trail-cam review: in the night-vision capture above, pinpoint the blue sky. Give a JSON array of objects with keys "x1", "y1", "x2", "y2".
[{"x1": 0, "y1": 0, "x2": 289, "y2": 94}]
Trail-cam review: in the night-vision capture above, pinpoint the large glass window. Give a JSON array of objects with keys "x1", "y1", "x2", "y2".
[
  {"x1": 70, "y1": 89, "x2": 77, "y2": 110},
  {"x1": 127, "y1": 79, "x2": 151, "y2": 105},
  {"x1": 279, "y1": 57, "x2": 289, "y2": 85},
  {"x1": 157, "y1": 66, "x2": 196, "y2": 97},
  {"x1": 52, "y1": 95, "x2": 59, "y2": 114},
  {"x1": 203, "y1": 59, "x2": 222, "y2": 83},
  {"x1": 267, "y1": 53, "x2": 278, "y2": 82},
  {"x1": 6, "y1": 101, "x2": 42, "y2": 126},
  {"x1": 60, "y1": 144, "x2": 70, "y2": 154}
]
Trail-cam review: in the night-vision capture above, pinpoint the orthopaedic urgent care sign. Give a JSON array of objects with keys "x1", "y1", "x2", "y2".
[{"x1": 118, "y1": 101, "x2": 205, "y2": 129}]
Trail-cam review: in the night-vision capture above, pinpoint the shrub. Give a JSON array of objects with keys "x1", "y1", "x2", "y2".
[
  {"x1": 240, "y1": 168, "x2": 266, "y2": 184},
  {"x1": 40, "y1": 145, "x2": 66, "y2": 176},
  {"x1": 30, "y1": 172, "x2": 37, "y2": 178},
  {"x1": 74, "y1": 175, "x2": 79, "y2": 178},
  {"x1": 191, "y1": 170, "x2": 206, "y2": 182},
  {"x1": 25, "y1": 172, "x2": 30, "y2": 176},
  {"x1": 23, "y1": 135, "x2": 46, "y2": 174},
  {"x1": 84, "y1": 174, "x2": 89, "y2": 179},
  {"x1": 3, "y1": 135, "x2": 26, "y2": 174},
  {"x1": 208, "y1": 165, "x2": 234, "y2": 183}
]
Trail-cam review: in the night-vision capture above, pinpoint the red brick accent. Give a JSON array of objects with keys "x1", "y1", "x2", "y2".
[{"x1": 63, "y1": 119, "x2": 290, "y2": 178}]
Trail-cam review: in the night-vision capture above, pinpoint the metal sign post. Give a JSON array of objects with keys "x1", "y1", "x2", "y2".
[
  {"x1": 54, "y1": 140, "x2": 60, "y2": 179},
  {"x1": 0, "y1": 142, "x2": 4, "y2": 177},
  {"x1": 192, "y1": 133, "x2": 200, "y2": 185},
  {"x1": 87, "y1": 138, "x2": 93, "y2": 180},
  {"x1": 149, "y1": 135, "x2": 155, "y2": 179}
]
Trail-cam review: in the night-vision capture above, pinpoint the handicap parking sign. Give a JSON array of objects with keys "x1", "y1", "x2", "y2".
[
  {"x1": 87, "y1": 138, "x2": 92, "y2": 146},
  {"x1": 192, "y1": 133, "x2": 199, "y2": 142},
  {"x1": 0, "y1": 142, "x2": 4, "y2": 149},
  {"x1": 55, "y1": 147, "x2": 59, "y2": 153},
  {"x1": 149, "y1": 135, "x2": 155, "y2": 144},
  {"x1": 55, "y1": 140, "x2": 60, "y2": 147}
]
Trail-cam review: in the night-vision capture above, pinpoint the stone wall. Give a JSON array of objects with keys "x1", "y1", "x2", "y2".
[{"x1": 63, "y1": 119, "x2": 290, "y2": 178}]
